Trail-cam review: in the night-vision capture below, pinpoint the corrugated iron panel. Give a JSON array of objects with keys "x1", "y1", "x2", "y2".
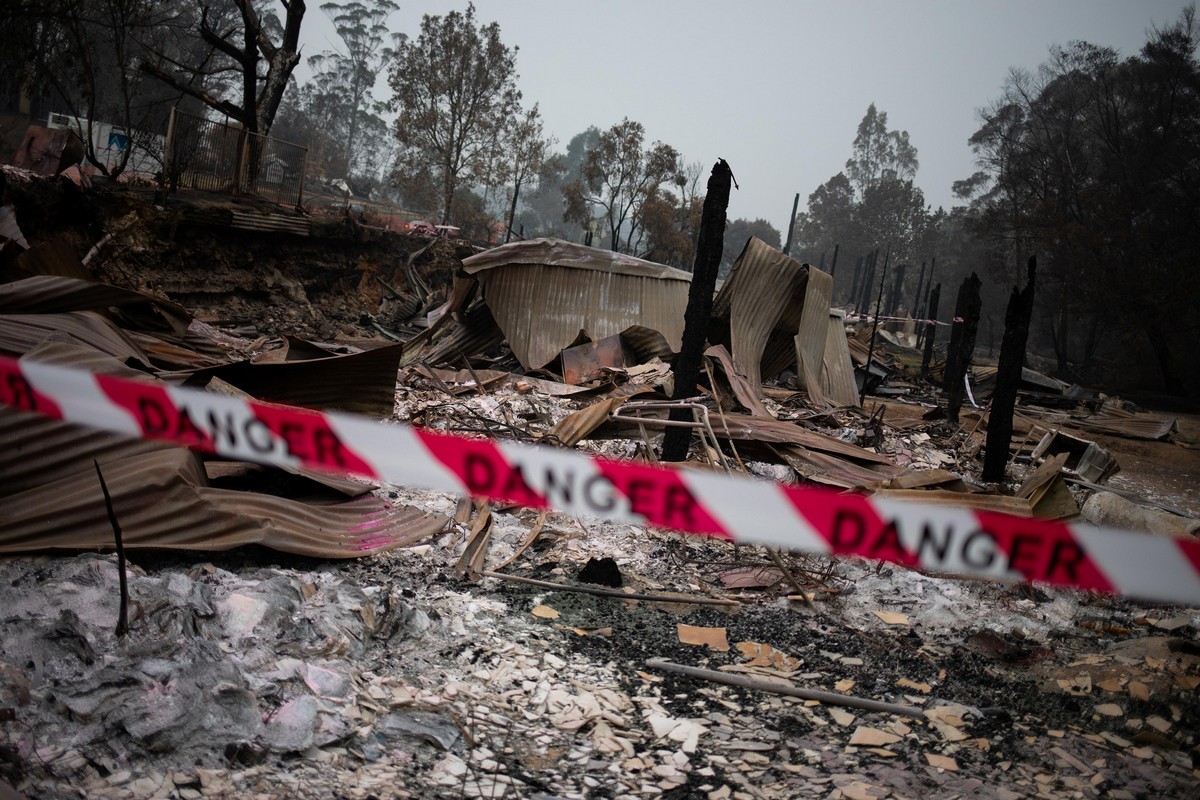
[
  {"x1": 0, "y1": 275, "x2": 151, "y2": 314},
  {"x1": 0, "y1": 408, "x2": 171, "y2": 497},
  {"x1": 712, "y1": 237, "x2": 809, "y2": 388},
  {"x1": 414, "y1": 301, "x2": 506, "y2": 368},
  {"x1": 0, "y1": 311, "x2": 151, "y2": 363},
  {"x1": 707, "y1": 411, "x2": 897, "y2": 465},
  {"x1": 463, "y1": 238, "x2": 693, "y2": 282},
  {"x1": 178, "y1": 343, "x2": 404, "y2": 417},
  {"x1": 821, "y1": 312, "x2": 860, "y2": 408},
  {"x1": 229, "y1": 210, "x2": 311, "y2": 236},
  {"x1": 0, "y1": 448, "x2": 447, "y2": 557},
  {"x1": 795, "y1": 267, "x2": 833, "y2": 406},
  {"x1": 780, "y1": 445, "x2": 907, "y2": 489},
  {"x1": 475, "y1": 263, "x2": 689, "y2": 370}
]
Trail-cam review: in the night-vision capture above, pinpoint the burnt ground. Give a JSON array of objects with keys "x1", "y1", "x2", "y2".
[{"x1": 1, "y1": 178, "x2": 1198, "y2": 799}]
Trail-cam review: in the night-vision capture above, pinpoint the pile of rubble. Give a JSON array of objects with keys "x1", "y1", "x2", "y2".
[{"x1": 1, "y1": 176, "x2": 1199, "y2": 799}]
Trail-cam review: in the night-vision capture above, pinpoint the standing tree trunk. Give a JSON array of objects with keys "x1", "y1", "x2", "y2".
[
  {"x1": 982, "y1": 257, "x2": 1037, "y2": 482},
  {"x1": 661, "y1": 160, "x2": 733, "y2": 462},
  {"x1": 921, "y1": 283, "x2": 941, "y2": 378},
  {"x1": 943, "y1": 273, "x2": 982, "y2": 424}
]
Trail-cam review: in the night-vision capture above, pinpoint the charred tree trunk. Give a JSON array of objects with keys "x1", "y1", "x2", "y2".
[
  {"x1": 1145, "y1": 321, "x2": 1186, "y2": 396},
  {"x1": 828, "y1": 243, "x2": 839, "y2": 280},
  {"x1": 848, "y1": 255, "x2": 863, "y2": 308},
  {"x1": 858, "y1": 250, "x2": 877, "y2": 314},
  {"x1": 886, "y1": 261, "x2": 906, "y2": 316},
  {"x1": 982, "y1": 257, "x2": 1037, "y2": 483},
  {"x1": 921, "y1": 283, "x2": 941, "y2": 378},
  {"x1": 943, "y1": 273, "x2": 982, "y2": 424},
  {"x1": 661, "y1": 159, "x2": 733, "y2": 462}
]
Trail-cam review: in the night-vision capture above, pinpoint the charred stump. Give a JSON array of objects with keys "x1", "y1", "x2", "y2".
[
  {"x1": 661, "y1": 159, "x2": 732, "y2": 462},
  {"x1": 982, "y1": 257, "x2": 1037, "y2": 482},
  {"x1": 943, "y1": 272, "x2": 982, "y2": 424}
]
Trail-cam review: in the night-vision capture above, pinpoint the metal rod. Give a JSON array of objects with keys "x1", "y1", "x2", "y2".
[
  {"x1": 482, "y1": 572, "x2": 740, "y2": 607},
  {"x1": 94, "y1": 460, "x2": 129, "y2": 637},
  {"x1": 645, "y1": 658, "x2": 924, "y2": 718}
]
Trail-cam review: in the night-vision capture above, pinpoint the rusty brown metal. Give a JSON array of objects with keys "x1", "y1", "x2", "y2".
[
  {"x1": 561, "y1": 334, "x2": 634, "y2": 385},
  {"x1": 461, "y1": 239, "x2": 691, "y2": 371}
]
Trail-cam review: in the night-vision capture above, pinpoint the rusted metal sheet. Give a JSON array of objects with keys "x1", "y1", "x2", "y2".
[
  {"x1": 0, "y1": 448, "x2": 447, "y2": 557},
  {"x1": 778, "y1": 445, "x2": 906, "y2": 489},
  {"x1": 561, "y1": 334, "x2": 633, "y2": 385},
  {"x1": 11, "y1": 237, "x2": 90, "y2": 280},
  {"x1": 0, "y1": 275, "x2": 179, "y2": 316},
  {"x1": 706, "y1": 411, "x2": 897, "y2": 465},
  {"x1": 1073, "y1": 409, "x2": 1178, "y2": 441},
  {"x1": 704, "y1": 344, "x2": 771, "y2": 418},
  {"x1": 712, "y1": 237, "x2": 809, "y2": 389},
  {"x1": 821, "y1": 312, "x2": 860, "y2": 408},
  {"x1": 462, "y1": 238, "x2": 691, "y2": 370},
  {"x1": 178, "y1": 343, "x2": 405, "y2": 417},
  {"x1": 794, "y1": 267, "x2": 834, "y2": 406},
  {"x1": 0, "y1": 311, "x2": 151, "y2": 364}
]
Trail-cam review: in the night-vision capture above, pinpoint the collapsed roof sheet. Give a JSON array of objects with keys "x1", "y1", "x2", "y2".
[
  {"x1": 0, "y1": 310, "x2": 151, "y2": 364},
  {"x1": 0, "y1": 448, "x2": 447, "y2": 558},
  {"x1": 461, "y1": 238, "x2": 691, "y2": 370},
  {"x1": 712, "y1": 237, "x2": 810, "y2": 389},
  {"x1": 178, "y1": 343, "x2": 406, "y2": 417}
]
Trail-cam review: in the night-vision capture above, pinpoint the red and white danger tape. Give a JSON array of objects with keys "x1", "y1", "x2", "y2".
[{"x1": 3, "y1": 355, "x2": 1199, "y2": 605}]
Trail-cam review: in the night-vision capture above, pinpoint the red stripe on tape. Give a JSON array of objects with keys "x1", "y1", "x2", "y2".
[
  {"x1": 786, "y1": 487, "x2": 921, "y2": 567},
  {"x1": 97, "y1": 375, "x2": 216, "y2": 453},
  {"x1": 974, "y1": 511, "x2": 1114, "y2": 593},
  {"x1": 0, "y1": 360, "x2": 64, "y2": 420},
  {"x1": 595, "y1": 460, "x2": 731, "y2": 538},
  {"x1": 417, "y1": 429, "x2": 550, "y2": 509},
  {"x1": 251, "y1": 403, "x2": 379, "y2": 480}
]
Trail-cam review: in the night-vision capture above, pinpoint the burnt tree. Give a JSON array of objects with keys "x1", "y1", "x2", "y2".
[
  {"x1": 141, "y1": 0, "x2": 306, "y2": 137},
  {"x1": 661, "y1": 159, "x2": 733, "y2": 462},
  {"x1": 920, "y1": 282, "x2": 941, "y2": 378},
  {"x1": 982, "y1": 257, "x2": 1037, "y2": 482},
  {"x1": 943, "y1": 272, "x2": 982, "y2": 423}
]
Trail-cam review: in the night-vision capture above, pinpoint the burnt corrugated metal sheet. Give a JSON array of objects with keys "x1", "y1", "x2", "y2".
[
  {"x1": 463, "y1": 238, "x2": 693, "y2": 281},
  {"x1": 821, "y1": 312, "x2": 860, "y2": 408},
  {"x1": 794, "y1": 268, "x2": 834, "y2": 406},
  {"x1": 780, "y1": 445, "x2": 907, "y2": 489},
  {"x1": 0, "y1": 408, "x2": 171, "y2": 496},
  {"x1": 707, "y1": 411, "x2": 897, "y2": 465},
  {"x1": 0, "y1": 311, "x2": 152, "y2": 364},
  {"x1": 411, "y1": 301, "x2": 506, "y2": 368},
  {"x1": 0, "y1": 275, "x2": 148, "y2": 313},
  {"x1": 178, "y1": 343, "x2": 405, "y2": 417},
  {"x1": 712, "y1": 237, "x2": 809, "y2": 388},
  {"x1": 461, "y1": 239, "x2": 691, "y2": 370},
  {"x1": 0, "y1": 448, "x2": 447, "y2": 557}
]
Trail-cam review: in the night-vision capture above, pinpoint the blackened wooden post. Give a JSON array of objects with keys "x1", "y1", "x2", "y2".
[
  {"x1": 860, "y1": 244, "x2": 890, "y2": 404},
  {"x1": 662, "y1": 159, "x2": 733, "y2": 462},
  {"x1": 982, "y1": 257, "x2": 1037, "y2": 482},
  {"x1": 782, "y1": 192, "x2": 800, "y2": 255},
  {"x1": 920, "y1": 283, "x2": 941, "y2": 378},
  {"x1": 828, "y1": 243, "x2": 839, "y2": 279},
  {"x1": 943, "y1": 273, "x2": 983, "y2": 424}
]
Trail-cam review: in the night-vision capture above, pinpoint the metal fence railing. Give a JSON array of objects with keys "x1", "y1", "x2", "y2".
[{"x1": 162, "y1": 107, "x2": 307, "y2": 206}]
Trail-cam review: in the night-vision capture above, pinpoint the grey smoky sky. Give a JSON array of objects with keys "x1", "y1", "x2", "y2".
[{"x1": 298, "y1": 0, "x2": 1191, "y2": 233}]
